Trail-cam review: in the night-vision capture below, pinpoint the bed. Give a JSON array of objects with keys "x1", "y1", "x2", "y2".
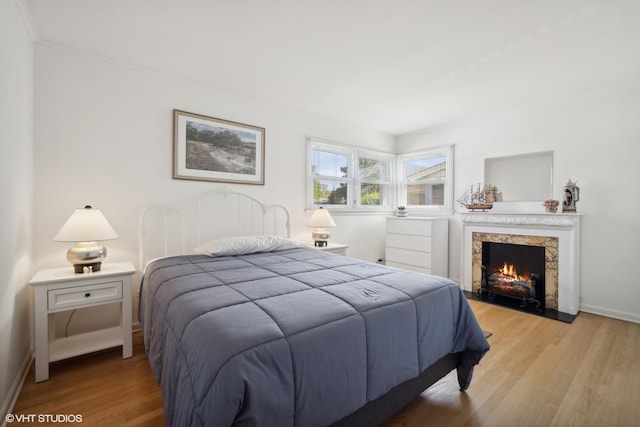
[{"x1": 138, "y1": 189, "x2": 489, "y2": 427}]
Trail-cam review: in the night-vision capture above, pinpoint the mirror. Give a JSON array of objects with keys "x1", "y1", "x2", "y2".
[{"x1": 484, "y1": 151, "x2": 553, "y2": 201}]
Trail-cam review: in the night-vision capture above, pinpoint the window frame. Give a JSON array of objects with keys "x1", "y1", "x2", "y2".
[
  {"x1": 307, "y1": 138, "x2": 394, "y2": 211},
  {"x1": 397, "y1": 145, "x2": 454, "y2": 212}
]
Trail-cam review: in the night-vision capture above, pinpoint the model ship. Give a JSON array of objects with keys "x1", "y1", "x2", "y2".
[{"x1": 458, "y1": 183, "x2": 501, "y2": 211}]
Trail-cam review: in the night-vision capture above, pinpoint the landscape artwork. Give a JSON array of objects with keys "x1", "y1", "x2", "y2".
[{"x1": 173, "y1": 110, "x2": 265, "y2": 184}]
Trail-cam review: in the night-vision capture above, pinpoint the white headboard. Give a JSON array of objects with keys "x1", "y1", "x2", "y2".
[{"x1": 138, "y1": 189, "x2": 291, "y2": 267}]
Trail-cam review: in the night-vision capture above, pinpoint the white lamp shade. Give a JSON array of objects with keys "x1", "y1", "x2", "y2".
[
  {"x1": 307, "y1": 207, "x2": 336, "y2": 228},
  {"x1": 54, "y1": 206, "x2": 118, "y2": 242}
]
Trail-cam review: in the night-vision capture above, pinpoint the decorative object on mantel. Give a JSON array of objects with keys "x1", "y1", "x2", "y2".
[
  {"x1": 396, "y1": 206, "x2": 408, "y2": 217},
  {"x1": 562, "y1": 179, "x2": 579, "y2": 212},
  {"x1": 543, "y1": 199, "x2": 559, "y2": 213},
  {"x1": 458, "y1": 183, "x2": 501, "y2": 211}
]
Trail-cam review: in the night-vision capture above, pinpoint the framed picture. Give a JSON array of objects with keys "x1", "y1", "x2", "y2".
[{"x1": 173, "y1": 110, "x2": 265, "y2": 185}]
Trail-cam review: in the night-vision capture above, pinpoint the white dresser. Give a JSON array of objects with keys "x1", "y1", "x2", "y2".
[{"x1": 385, "y1": 217, "x2": 449, "y2": 276}]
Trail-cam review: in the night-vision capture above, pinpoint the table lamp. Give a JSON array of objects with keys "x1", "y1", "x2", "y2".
[
  {"x1": 54, "y1": 205, "x2": 118, "y2": 273},
  {"x1": 307, "y1": 207, "x2": 336, "y2": 247}
]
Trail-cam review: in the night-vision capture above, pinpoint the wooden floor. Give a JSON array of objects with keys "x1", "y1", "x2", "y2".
[
  {"x1": 13, "y1": 333, "x2": 164, "y2": 427},
  {"x1": 13, "y1": 300, "x2": 640, "y2": 426}
]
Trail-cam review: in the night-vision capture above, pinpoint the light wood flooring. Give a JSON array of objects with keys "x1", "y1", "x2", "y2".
[{"x1": 13, "y1": 300, "x2": 640, "y2": 426}]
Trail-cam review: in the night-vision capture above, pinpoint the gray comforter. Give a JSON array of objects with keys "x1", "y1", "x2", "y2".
[{"x1": 139, "y1": 247, "x2": 489, "y2": 427}]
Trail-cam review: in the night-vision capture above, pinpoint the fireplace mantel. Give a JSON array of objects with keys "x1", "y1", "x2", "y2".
[
  {"x1": 461, "y1": 211, "x2": 582, "y2": 315},
  {"x1": 461, "y1": 212, "x2": 580, "y2": 229}
]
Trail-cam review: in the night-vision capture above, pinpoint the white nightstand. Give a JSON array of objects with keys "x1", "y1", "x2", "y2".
[
  {"x1": 304, "y1": 242, "x2": 349, "y2": 256},
  {"x1": 29, "y1": 261, "x2": 136, "y2": 382}
]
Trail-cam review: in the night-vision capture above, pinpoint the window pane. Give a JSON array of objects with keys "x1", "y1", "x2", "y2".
[
  {"x1": 314, "y1": 179, "x2": 348, "y2": 205},
  {"x1": 312, "y1": 150, "x2": 348, "y2": 178},
  {"x1": 308, "y1": 138, "x2": 398, "y2": 209},
  {"x1": 407, "y1": 183, "x2": 445, "y2": 205},
  {"x1": 361, "y1": 183, "x2": 383, "y2": 205},
  {"x1": 359, "y1": 157, "x2": 386, "y2": 180},
  {"x1": 406, "y1": 156, "x2": 446, "y2": 181}
]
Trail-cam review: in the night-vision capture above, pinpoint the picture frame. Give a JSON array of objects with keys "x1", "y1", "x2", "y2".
[{"x1": 173, "y1": 109, "x2": 265, "y2": 185}]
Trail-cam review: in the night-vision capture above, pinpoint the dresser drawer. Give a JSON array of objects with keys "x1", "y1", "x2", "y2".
[
  {"x1": 386, "y1": 218, "x2": 432, "y2": 236},
  {"x1": 385, "y1": 247, "x2": 432, "y2": 269},
  {"x1": 386, "y1": 261, "x2": 431, "y2": 274},
  {"x1": 48, "y1": 281, "x2": 123, "y2": 311},
  {"x1": 386, "y1": 233, "x2": 432, "y2": 252}
]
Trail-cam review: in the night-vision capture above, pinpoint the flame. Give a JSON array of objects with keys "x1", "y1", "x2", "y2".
[
  {"x1": 495, "y1": 262, "x2": 531, "y2": 282},
  {"x1": 501, "y1": 262, "x2": 517, "y2": 277},
  {"x1": 488, "y1": 261, "x2": 535, "y2": 296}
]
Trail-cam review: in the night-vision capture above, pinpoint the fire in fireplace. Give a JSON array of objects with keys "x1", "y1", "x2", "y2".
[{"x1": 479, "y1": 241, "x2": 545, "y2": 312}]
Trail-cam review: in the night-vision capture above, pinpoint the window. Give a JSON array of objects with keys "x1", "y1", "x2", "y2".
[
  {"x1": 308, "y1": 138, "x2": 393, "y2": 209},
  {"x1": 308, "y1": 139, "x2": 453, "y2": 212},
  {"x1": 397, "y1": 145, "x2": 453, "y2": 210}
]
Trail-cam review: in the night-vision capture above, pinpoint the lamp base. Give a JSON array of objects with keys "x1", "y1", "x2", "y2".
[
  {"x1": 311, "y1": 229, "x2": 330, "y2": 246},
  {"x1": 72, "y1": 261, "x2": 102, "y2": 273},
  {"x1": 67, "y1": 241, "x2": 107, "y2": 273}
]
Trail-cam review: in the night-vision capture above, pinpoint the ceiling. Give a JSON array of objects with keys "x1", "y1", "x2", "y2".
[{"x1": 24, "y1": 0, "x2": 640, "y2": 135}]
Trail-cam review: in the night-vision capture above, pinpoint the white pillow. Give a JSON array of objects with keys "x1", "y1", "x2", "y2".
[{"x1": 195, "y1": 235, "x2": 300, "y2": 257}]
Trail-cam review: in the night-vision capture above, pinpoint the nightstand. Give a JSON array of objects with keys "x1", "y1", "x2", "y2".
[
  {"x1": 304, "y1": 242, "x2": 349, "y2": 256},
  {"x1": 29, "y1": 261, "x2": 136, "y2": 382}
]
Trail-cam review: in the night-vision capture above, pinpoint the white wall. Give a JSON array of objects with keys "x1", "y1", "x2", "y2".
[
  {"x1": 397, "y1": 84, "x2": 640, "y2": 323},
  {"x1": 32, "y1": 44, "x2": 394, "y2": 329},
  {"x1": 0, "y1": 0, "x2": 34, "y2": 416},
  {"x1": 29, "y1": 22, "x2": 639, "y2": 349}
]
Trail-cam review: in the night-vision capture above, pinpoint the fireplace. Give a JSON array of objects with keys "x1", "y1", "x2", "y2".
[
  {"x1": 461, "y1": 209, "x2": 581, "y2": 320},
  {"x1": 479, "y1": 241, "x2": 546, "y2": 312},
  {"x1": 472, "y1": 232, "x2": 558, "y2": 312}
]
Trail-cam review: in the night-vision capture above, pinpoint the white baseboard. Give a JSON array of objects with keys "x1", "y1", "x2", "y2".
[
  {"x1": 580, "y1": 304, "x2": 640, "y2": 324},
  {"x1": 1, "y1": 349, "x2": 33, "y2": 427},
  {"x1": 457, "y1": 280, "x2": 639, "y2": 324}
]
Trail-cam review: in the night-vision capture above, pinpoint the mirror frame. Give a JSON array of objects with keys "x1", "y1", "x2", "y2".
[{"x1": 484, "y1": 151, "x2": 553, "y2": 201}]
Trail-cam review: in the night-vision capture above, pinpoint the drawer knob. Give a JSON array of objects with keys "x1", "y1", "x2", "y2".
[{"x1": 85, "y1": 292, "x2": 91, "y2": 298}]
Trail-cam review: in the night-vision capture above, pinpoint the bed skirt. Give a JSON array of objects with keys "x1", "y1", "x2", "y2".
[{"x1": 330, "y1": 352, "x2": 461, "y2": 426}]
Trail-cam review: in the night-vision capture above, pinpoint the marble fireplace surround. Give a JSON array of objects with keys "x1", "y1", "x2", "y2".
[{"x1": 461, "y1": 212, "x2": 582, "y2": 315}]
